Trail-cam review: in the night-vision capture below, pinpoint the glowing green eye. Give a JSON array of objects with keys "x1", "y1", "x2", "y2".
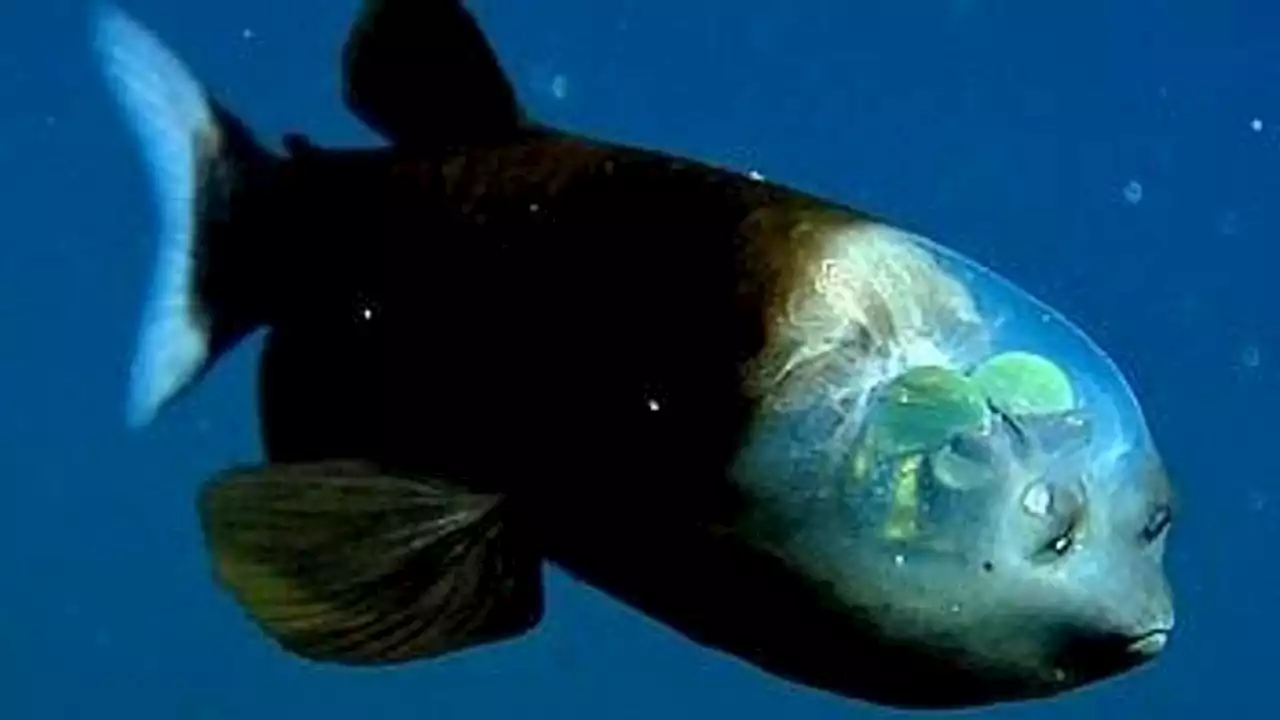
[
  {"x1": 970, "y1": 351, "x2": 1075, "y2": 416},
  {"x1": 869, "y1": 365, "x2": 991, "y2": 456}
]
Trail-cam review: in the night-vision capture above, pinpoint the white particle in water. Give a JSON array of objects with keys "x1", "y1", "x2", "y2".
[
  {"x1": 1219, "y1": 210, "x2": 1240, "y2": 236},
  {"x1": 1247, "y1": 490, "x2": 1269, "y2": 513},
  {"x1": 1122, "y1": 180, "x2": 1143, "y2": 204},
  {"x1": 1240, "y1": 344, "x2": 1262, "y2": 369},
  {"x1": 1250, "y1": 118, "x2": 1264, "y2": 132},
  {"x1": 550, "y1": 74, "x2": 569, "y2": 100}
]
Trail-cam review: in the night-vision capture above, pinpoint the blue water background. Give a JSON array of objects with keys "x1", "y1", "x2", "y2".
[{"x1": 1, "y1": 0, "x2": 1276, "y2": 717}]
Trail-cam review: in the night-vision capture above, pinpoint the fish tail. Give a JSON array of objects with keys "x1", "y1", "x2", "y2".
[{"x1": 92, "y1": 3, "x2": 280, "y2": 428}]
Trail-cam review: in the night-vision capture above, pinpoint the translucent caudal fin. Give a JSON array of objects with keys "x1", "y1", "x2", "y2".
[{"x1": 92, "y1": 3, "x2": 278, "y2": 428}]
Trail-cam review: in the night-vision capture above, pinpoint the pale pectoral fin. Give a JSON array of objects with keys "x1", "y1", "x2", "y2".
[{"x1": 198, "y1": 460, "x2": 543, "y2": 664}]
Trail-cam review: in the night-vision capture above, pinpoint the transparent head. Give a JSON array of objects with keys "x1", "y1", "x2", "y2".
[{"x1": 731, "y1": 218, "x2": 1175, "y2": 708}]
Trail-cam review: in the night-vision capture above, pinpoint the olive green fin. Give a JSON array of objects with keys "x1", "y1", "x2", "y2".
[
  {"x1": 198, "y1": 460, "x2": 543, "y2": 664},
  {"x1": 341, "y1": 0, "x2": 525, "y2": 149}
]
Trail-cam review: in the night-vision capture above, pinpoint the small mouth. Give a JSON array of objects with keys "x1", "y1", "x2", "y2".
[
  {"x1": 1057, "y1": 625, "x2": 1174, "y2": 681},
  {"x1": 1126, "y1": 627, "x2": 1172, "y2": 656}
]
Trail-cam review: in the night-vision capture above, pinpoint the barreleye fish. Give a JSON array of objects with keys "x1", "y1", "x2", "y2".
[{"x1": 92, "y1": 0, "x2": 1176, "y2": 710}]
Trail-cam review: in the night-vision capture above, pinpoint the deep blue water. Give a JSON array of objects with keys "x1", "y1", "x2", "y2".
[{"x1": 2, "y1": 0, "x2": 1277, "y2": 717}]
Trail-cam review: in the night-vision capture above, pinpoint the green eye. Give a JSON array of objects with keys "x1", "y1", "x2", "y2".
[
  {"x1": 868, "y1": 365, "x2": 991, "y2": 456},
  {"x1": 970, "y1": 351, "x2": 1075, "y2": 416},
  {"x1": 863, "y1": 366, "x2": 992, "y2": 540}
]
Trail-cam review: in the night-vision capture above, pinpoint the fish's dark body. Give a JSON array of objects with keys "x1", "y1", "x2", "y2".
[{"x1": 95, "y1": 0, "x2": 1175, "y2": 710}]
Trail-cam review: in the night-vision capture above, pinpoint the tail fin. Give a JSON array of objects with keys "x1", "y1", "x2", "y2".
[{"x1": 92, "y1": 4, "x2": 279, "y2": 428}]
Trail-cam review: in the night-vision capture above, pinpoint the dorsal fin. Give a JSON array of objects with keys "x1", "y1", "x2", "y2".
[{"x1": 341, "y1": 0, "x2": 524, "y2": 149}]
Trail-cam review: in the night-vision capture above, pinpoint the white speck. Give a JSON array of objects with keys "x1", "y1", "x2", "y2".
[
  {"x1": 893, "y1": 554, "x2": 906, "y2": 567},
  {"x1": 529, "y1": 203, "x2": 540, "y2": 213},
  {"x1": 1247, "y1": 490, "x2": 1268, "y2": 513},
  {"x1": 1219, "y1": 210, "x2": 1240, "y2": 236},
  {"x1": 1122, "y1": 180, "x2": 1143, "y2": 205},
  {"x1": 242, "y1": 28, "x2": 255, "y2": 41},
  {"x1": 647, "y1": 398, "x2": 661, "y2": 412},
  {"x1": 1250, "y1": 118, "x2": 1264, "y2": 132},
  {"x1": 1240, "y1": 344, "x2": 1262, "y2": 369},
  {"x1": 747, "y1": 170, "x2": 765, "y2": 181},
  {"x1": 362, "y1": 307, "x2": 373, "y2": 320},
  {"x1": 1022, "y1": 483, "x2": 1051, "y2": 516},
  {"x1": 550, "y1": 74, "x2": 569, "y2": 100},
  {"x1": 949, "y1": 604, "x2": 962, "y2": 614}
]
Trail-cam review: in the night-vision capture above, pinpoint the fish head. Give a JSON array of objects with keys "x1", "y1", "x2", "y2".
[
  {"x1": 729, "y1": 221, "x2": 1176, "y2": 708},
  {"x1": 734, "y1": 369, "x2": 1176, "y2": 707},
  {"x1": 826, "y1": 418, "x2": 1176, "y2": 707}
]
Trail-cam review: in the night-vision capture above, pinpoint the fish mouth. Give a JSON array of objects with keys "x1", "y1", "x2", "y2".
[
  {"x1": 1126, "y1": 627, "x2": 1172, "y2": 657},
  {"x1": 1056, "y1": 624, "x2": 1174, "y2": 682}
]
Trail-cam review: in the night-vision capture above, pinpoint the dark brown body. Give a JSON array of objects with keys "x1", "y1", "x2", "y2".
[
  {"x1": 100, "y1": 0, "x2": 1173, "y2": 709},
  {"x1": 257, "y1": 128, "x2": 783, "y2": 483},
  {"x1": 251, "y1": 128, "x2": 995, "y2": 706}
]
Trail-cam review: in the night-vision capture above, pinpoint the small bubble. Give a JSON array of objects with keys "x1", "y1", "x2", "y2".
[
  {"x1": 1219, "y1": 210, "x2": 1240, "y2": 236},
  {"x1": 1240, "y1": 344, "x2": 1261, "y2": 369},
  {"x1": 1122, "y1": 180, "x2": 1143, "y2": 205},
  {"x1": 1250, "y1": 118, "x2": 1264, "y2": 133},
  {"x1": 1247, "y1": 490, "x2": 1268, "y2": 513},
  {"x1": 647, "y1": 398, "x2": 661, "y2": 412},
  {"x1": 550, "y1": 74, "x2": 569, "y2": 100}
]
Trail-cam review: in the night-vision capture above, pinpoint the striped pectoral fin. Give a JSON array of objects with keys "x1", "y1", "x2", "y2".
[{"x1": 199, "y1": 460, "x2": 544, "y2": 664}]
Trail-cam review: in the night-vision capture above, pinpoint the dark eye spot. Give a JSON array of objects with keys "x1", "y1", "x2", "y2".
[
  {"x1": 981, "y1": 560, "x2": 995, "y2": 573},
  {"x1": 1027, "y1": 529, "x2": 1076, "y2": 565},
  {"x1": 1048, "y1": 532, "x2": 1074, "y2": 556},
  {"x1": 1022, "y1": 479, "x2": 1085, "y2": 564},
  {"x1": 1037, "y1": 507, "x2": 1079, "y2": 562}
]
